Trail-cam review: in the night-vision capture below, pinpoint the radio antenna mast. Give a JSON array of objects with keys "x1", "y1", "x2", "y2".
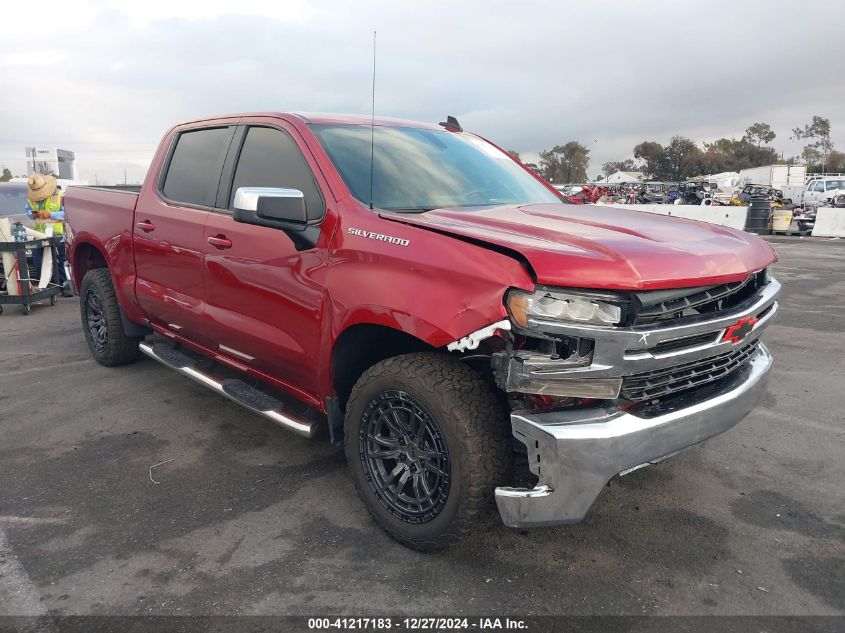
[{"x1": 369, "y1": 30, "x2": 377, "y2": 210}]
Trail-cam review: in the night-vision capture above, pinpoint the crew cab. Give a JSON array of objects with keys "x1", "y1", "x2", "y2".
[{"x1": 65, "y1": 113, "x2": 780, "y2": 550}]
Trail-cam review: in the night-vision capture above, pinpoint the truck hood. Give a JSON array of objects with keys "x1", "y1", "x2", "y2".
[{"x1": 382, "y1": 203, "x2": 777, "y2": 290}]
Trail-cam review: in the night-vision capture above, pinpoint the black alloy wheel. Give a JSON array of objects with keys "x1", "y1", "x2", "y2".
[
  {"x1": 344, "y1": 352, "x2": 511, "y2": 550},
  {"x1": 85, "y1": 289, "x2": 108, "y2": 353},
  {"x1": 78, "y1": 268, "x2": 142, "y2": 366},
  {"x1": 360, "y1": 390, "x2": 451, "y2": 524}
]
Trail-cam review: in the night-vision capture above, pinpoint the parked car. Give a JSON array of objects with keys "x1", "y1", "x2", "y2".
[
  {"x1": 804, "y1": 178, "x2": 845, "y2": 208},
  {"x1": 65, "y1": 112, "x2": 780, "y2": 550}
]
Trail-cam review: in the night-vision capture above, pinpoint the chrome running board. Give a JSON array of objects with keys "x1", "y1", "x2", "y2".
[{"x1": 139, "y1": 341, "x2": 317, "y2": 438}]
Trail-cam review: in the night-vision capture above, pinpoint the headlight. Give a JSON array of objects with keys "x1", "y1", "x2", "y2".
[{"x1": 507, "y1": 288, "x2": 625, "y2": 328}]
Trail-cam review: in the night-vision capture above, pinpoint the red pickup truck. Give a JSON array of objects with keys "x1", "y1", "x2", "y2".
[{"x1": 65, "y1": 112, "x2": 780, "y2": 550}]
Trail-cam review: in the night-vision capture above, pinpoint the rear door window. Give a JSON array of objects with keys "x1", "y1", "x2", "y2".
[
  {"x1": 229, "y1": 126, "x2": 325, "y2": 221},
  {"x1": 162, "y1": 127, "x2": 234, "y2": 207}
]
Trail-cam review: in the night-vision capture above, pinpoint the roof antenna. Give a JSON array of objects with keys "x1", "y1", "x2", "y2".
[
  {"x1": 369, "y1": 30, "x2": 377, "y2": 210},
  {"x1": 439, "y1": 115, "x2": 463, "y2": 132}
]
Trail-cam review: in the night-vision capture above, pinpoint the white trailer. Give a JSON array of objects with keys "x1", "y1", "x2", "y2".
[
  {"x1": 737, "y1": 164, "x2": 807, "y2": 203},
  {"x1": 739, "y1": 164, "x2": 806, "y2": 188}
]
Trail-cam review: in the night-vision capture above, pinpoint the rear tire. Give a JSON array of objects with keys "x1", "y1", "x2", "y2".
[
  {"x1": 344, "y1": 352, "x2": 510, "y2": 551},
  {"x1": 79, "y1": 268, "x2": 142, "y2": 366}
]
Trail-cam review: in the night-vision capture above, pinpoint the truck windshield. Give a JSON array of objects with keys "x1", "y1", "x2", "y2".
[{"x1": 310, "y1": 124, "x2": 561, "y2": 211}]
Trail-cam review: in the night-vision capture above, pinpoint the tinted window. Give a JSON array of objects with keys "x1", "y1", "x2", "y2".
[
  {"x1": 162, "y1": 127, "x2": 233, "y2": 207},
  {"x1": 825, "y1": 180, "x2": 845, "y2": 190},
  {"x1": 229, "y1": 127, "x2": 324, "y2": 221},
  {"x1": 311, "y1": 124, "x2": 559, "y2": 211}
]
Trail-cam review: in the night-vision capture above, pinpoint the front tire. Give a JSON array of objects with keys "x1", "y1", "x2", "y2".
[
  {"x1": 79, "y1": 268, "x2": 142, "y2": 366},
  {"x1": 344, "y1": 353, "x2": 510, "y2": 551}
]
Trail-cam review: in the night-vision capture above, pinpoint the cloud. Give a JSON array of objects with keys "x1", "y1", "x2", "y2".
[{"x1": 1, "y1": 0, "x2": 842, "y2": 183}]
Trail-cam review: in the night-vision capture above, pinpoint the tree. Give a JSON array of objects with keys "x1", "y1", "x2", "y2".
[
  {"x1": 538, "y1": 142, "x2": 591, "y2": 183},
  {"x1": 601, "y1": 158, "x2": 636, "y2": 177},
  {"x1": 633, "y1": 141, "x2": 668, "y2": 180},
  {"x1": 538, "y1": 148, "x2": 561, "y2": 182},
  {"x1": 0, "y1": 168, "x2": 11, "y2": 182},
  {"x1": 792, "y1": 115, "x2": 833, "y2": 171},
  {"x1": 744, "y1": 122, "x2": 776, "y2": 146},
  {"x1": 825, "y1": 150, "x2": 845, "y2": 173},
  {"x1": 664, "y1": 136, "x2": 702, "y2": 181},
  {"x1": 561, "y1": 141, "x2": 590, "y2": 182},
  {"x1": 507, "y1": 150, "x2": 521, "y2": 161},
  {"x1": 702, "y1": 137, "x2": 779, "y2": 173},
  {"x1": 802, "y1": 145, "x2": 823, "y2": 170}
]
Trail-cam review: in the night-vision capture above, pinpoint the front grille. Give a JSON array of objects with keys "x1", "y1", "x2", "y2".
[
  {"x1": 633, "y1": 271, "x2": 768, "y2": 325},
  {"x1": 648, "y1": 331, "x2": 721, "y2": 355},
  {"x1": 621, "y1": 340, "x2": 759, "y2": 401}
]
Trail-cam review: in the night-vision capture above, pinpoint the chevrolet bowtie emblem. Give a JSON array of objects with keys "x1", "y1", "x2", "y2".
[{"x1": 722, "y1": 316, "x2": 758, "y2": 344}]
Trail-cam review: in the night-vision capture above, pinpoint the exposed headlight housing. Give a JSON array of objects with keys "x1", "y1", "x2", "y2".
[{"x1": 507, "y1": 288, "x2": 626, "y2": 329}]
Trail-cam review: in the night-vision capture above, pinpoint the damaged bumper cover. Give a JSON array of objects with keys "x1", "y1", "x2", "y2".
[
  {"x1": 495, "y1": 344, "x2": 773, "y2": 528},
  {"x1": 445, "y1": 280, "x2": 780, "y2": 528}
]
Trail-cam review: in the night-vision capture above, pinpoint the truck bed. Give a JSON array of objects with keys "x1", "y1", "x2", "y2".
[
  {"x1": 64, "y1": 184, "x2": 140, "y2": 316},
  {"x1": 65, "y1": 186, "x2": 139, "y2": 235}
]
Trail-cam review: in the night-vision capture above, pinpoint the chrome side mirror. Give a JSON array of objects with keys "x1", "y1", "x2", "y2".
[{"x1": 233, "y1": 187, "x2": 307, "y2": 229}]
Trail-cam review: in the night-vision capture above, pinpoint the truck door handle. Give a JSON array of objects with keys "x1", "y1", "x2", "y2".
[
  {"x1": 136, "y1": 220, "x2": 156, "y2": 232},
  {"x1": 207, "y1": 235, "x2": 232, "y2": 249}
]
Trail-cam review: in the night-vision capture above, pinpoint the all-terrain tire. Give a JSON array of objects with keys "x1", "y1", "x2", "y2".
[
  {"x1": 344, "y1": 352, "x2": 511, "y2": 551},
  {"x1": 79, "y1": 268, "x2": 142, "y2": 366}
]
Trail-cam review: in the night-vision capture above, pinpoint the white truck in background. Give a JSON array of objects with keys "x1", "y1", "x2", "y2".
[
  {"x1": 739, "y1": 164, "x2": 806, "y2": 204},
  {"x1": 804, "y1": 177, "x2": 845, "y2": 209}
]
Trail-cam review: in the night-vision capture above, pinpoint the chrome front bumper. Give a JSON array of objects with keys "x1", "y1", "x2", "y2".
[{"x1": 495, "y1": 343, "x2": 773, "y2": 528}]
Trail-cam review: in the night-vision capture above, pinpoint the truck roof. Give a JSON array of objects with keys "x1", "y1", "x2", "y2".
[{"x1": 172, "y1": 112, "x2": 442, "y2": 130}]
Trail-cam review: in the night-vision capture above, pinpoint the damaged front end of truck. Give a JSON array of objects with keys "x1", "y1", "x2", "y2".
[{"x1": 451, "y1": 269, "x2": 780, "y2": 528}]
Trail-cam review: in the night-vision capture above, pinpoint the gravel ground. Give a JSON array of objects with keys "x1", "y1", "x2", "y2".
[{"x1": 0, "y1": 236, "x2": 842, "y2": 621}]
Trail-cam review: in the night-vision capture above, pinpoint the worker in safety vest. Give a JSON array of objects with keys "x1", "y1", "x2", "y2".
[{"x1": 25, "y1": 174, "x2": 72, "y2": 296}]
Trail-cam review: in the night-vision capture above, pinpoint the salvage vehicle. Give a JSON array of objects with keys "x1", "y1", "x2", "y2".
[
  {"x1": 738, "y1": 184, "x2": 780, "y2": 205},
  {"x1": 555, "y1": 184, "x2": 607, "y2": 204},
  {"x1": 65, "y1": 113, "x2": 780, "y2": 550},
  {"x1": 828, "y1": 192, "x2": 845, "y2": 208},
  {"x1": 635, "y1": 182, "x2": 668, "y2": 204},
  {"x1": 804, "y1": 178, "x2": 845, "y2": 209}
]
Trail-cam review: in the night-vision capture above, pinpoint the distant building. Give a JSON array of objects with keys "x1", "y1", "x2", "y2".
[
  {"x1": 604, "y1": 170, "x2": 644, "y2": 184},
  {"x1": 25, "y1": 147, "x2": 76, "y2": 180}
]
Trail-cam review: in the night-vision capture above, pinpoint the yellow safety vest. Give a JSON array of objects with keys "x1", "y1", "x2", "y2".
[{"x1": 29, "y1": 193, "x2": 64, "y2": 235}]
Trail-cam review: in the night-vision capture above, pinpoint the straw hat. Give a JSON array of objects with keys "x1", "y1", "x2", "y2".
[{"x1": 27, "y1": 173, "x2": 58, "y2": 202}]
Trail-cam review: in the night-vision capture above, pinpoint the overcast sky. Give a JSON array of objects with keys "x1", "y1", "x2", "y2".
[{"x1": 1, "y1": 0, "x2": 843, "y2": 184}]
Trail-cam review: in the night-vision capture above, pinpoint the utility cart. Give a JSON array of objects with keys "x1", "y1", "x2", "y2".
[{"x1": 0, "y1": 236, "x2": 62, "y2": 315}]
